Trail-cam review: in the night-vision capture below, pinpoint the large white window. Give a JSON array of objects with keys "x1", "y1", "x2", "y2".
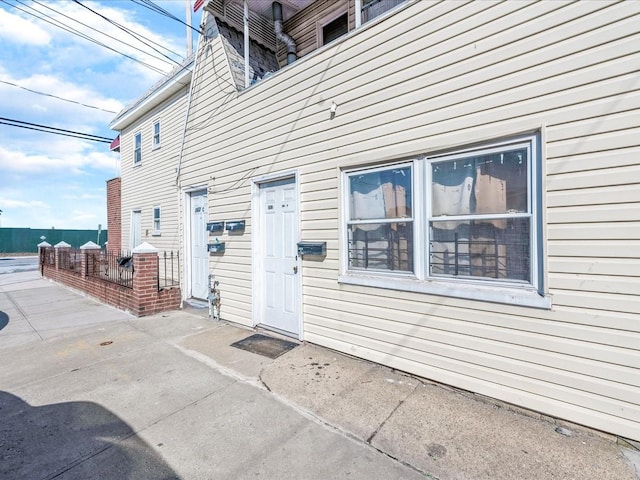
[
  {"x1": 341, "y1": 134, "x2": 547, "y2": 307},
  {"x1": 134, "y1": 132, "x2": 142, "y2": 164}
]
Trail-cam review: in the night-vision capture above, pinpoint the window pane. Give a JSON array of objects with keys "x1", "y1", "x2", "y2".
[
  {"x1": 431, "y1": 148, "x2": 528, "y2": 216},
  {"x1": 430, "y1": 218, "x2": 530, "y2": 281},
  {"x1": 348, "y1": 222, "x2": 413, "y2": 272},
  {"x1": 350, "y1": 166, "x2": 411, "y2": 220}
]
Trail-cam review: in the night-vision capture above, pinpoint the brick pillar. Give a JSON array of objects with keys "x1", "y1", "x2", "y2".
[
  {"x1": 106, "y1": 177, "x2": 122, "y2": 254},
  {"x1": 80, "y1": 241, "x2": 101, "y2": 279},
  {"x1": 54, "y1": 241, "x2": 71, "y2": 270},
  {"x1": 38, "y1": 241, "x2": 51, "y2": 276},
  {"x1": 131, "y1": 242, "x2": 159, "y2": 316}
]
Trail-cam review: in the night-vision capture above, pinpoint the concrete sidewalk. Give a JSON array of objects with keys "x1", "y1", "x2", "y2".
[{"x1": 1, "y1": 271, "x2": 639, "y2": 479}]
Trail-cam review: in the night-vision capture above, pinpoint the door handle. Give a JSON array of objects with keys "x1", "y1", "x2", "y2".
[{"x1": 293, "y1": 266, "x2": 298, "y2": 274}]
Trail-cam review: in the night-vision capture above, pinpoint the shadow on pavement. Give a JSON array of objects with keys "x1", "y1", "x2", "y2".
[
  {"x1": 0, "y1": 391, "x2": 179, "y2": 480},
  {"x1": 0, "y1": 312, "x2": 7, "y2": 331}
]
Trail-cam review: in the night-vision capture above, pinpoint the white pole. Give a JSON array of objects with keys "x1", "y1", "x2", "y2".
[
  {"x1": 244, "y1": 0, "x2": 250, "y2": 88},
  {"x1": 355, "y1": 0, "x2": 362, "y2": 28},
  {"x1": 186, "y1": 0, "x2": 193, "y2": 57}
]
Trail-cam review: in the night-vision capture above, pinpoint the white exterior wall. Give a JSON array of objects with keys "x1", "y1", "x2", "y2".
[
  {"x1": 180, "y1": 0, "x2": 640, "y2": 440},
  {"x1": 119, "y1": 88, "x2": 188, "y2": 254}
]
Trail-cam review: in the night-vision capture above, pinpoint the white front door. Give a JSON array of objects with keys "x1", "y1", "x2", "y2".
[
  {"x1": 130, "y1": 210, "x2": 141, "y2": 250},
  {"x1": 258, "y1": 177, "x2": 300, "y2": 335},
  {"x1": 190, "y1": 190, "x2": 208, "y2": 299}
]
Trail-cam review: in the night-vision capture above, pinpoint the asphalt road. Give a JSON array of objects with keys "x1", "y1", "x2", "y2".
[{"x1": 0, "y1": 256, "x2": 39, "y2": 275}]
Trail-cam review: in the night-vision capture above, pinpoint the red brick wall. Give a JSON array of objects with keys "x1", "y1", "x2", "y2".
[
  {"x1": 106, "y1": 177, "x2": 122, "y2": 254},
  {"x1": 41, "y1": 248, "x2": 181, "y2": 317}
]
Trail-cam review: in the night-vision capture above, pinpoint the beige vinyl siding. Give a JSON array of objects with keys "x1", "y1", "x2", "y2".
[
  {"x1": 278, "y1": 0, "x2": 354, "y2": 65},
  {"x1": 181, "y1": 0, "x2": 640, "y2": 439},
  {"x1": 120, "y1": 88, "x2": 188, "y2": 258}
]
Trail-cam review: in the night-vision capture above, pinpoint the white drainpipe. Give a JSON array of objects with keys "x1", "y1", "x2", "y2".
[{"x1": 244, "y1": 0, "x2": 250, "y2": 88}]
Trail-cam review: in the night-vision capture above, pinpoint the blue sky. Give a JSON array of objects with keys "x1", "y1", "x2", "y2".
[{"x1": 0, "y1": 0, "x2": 200, "y2": 229}]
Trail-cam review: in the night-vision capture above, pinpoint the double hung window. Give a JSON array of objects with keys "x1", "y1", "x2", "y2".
[
  {"x1": 153, "y1": 121, "x2": 161, "y2": 148},
  {"x1": 134, "y1": 132, "x2": 142, "y2": 164},
  {"x1": 153, "y1": 206, "x2": 161, "y2": 234},
  {"x1": 342, "y1": 134, "x2": 544, "y2": 306}
]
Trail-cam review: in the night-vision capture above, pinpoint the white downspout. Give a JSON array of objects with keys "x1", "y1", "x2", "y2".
[
  {"x1": 355, "y1": 0, "x2": 362, "y2": 28},
  {"x1": 244, "y1": 0, "x2": 250, "y2": 88}
]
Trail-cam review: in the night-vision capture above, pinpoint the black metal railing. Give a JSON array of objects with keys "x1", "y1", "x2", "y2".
[
  {"x1": 59, "y1": 249, "x2": 82, "y2": 274},
  {"x1": 90, "y1": 250, "x2": 133, "y2": 288},
  {"x1": 158, "y1": 251, "x2": 180, "y2": 289}
]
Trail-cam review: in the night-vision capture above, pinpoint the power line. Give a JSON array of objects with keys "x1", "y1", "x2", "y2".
[
  {"x1": 32, "y1": 0, "x2": 182, "y2": 67},
  {"x1": 72, "y1": 0, "x2": 185, "y2": 69},
  {"x1": 0, "y1": 79, "x2": 118, "y2": 114},
  {"x1": 0, "y1": 117, "x2": 113, "y2": 143},
  {"x1": 1, "y1": 0, "x2": 173, "y2": 76},
  {"x1": 131, "y1": 0, "x2": 201, "y2": 35}
]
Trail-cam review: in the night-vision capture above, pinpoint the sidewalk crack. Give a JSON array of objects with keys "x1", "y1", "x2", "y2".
[{"x1": 366, "y1": 381, "x2": 420, "y2": 444}]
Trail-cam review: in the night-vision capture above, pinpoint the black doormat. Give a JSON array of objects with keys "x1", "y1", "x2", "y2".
[{"x1": 230, "y1": 333, "x2": 298, "y2": 359}]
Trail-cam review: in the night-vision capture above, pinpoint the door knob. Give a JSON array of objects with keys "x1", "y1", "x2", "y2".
[{"x1": 293, "y1": 266, "x2": 298, "y2": 274}]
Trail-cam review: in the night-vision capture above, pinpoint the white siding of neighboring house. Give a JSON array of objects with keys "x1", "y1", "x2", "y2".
[
  {"x1": 119, "y1": 88, "x2": 188, "y2": 258},
  {"x1": 180, "y1": 0, "x2": 640, "y2": 440}
]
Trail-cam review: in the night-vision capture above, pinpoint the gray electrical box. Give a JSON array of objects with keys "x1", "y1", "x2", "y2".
[{"x1": 297, "y1": 242, "x2": 326, "y2": 257}]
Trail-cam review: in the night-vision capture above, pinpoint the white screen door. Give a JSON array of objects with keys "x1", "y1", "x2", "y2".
[
  {"x1": 190, "y1": 190, "x2": 208, "y2": 299},
  {"x1": 258, "y1": 177, "x2": 300, "y2": 335}
]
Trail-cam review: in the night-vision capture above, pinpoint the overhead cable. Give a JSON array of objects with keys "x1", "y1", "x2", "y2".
[
  {"x1": 0, "y1": 117, "x2": 113, "y2": 143},
  {"x1": 0, "y1": 80, "x2": 118, "y2": 114},
  {"x1": 1, "y1": 0, "x2": 173, "y2": 75}
]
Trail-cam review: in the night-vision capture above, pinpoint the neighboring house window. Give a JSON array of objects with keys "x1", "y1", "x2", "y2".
[
  {"x1": 134, "y1": 132, "x2": 142, "y2": 164},
  {"x1": 152, "y1": 121, "x2": 160, "y2": 148},
  {"x1": 361, "y1": 0, "x2": 407, "y2": 24},
  {"x1": 342, "y1": 134, "x2": 544, "y2": 305},
  {"x1": 153, "y1": 206, "x2": 161, "y2": 234},
  {"x1": 322, "y1": 12, "x2": 348, "y2": 45}
]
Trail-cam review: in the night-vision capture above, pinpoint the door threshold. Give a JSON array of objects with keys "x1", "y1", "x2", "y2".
[{"x1": 257, "y1": 324, "x2": 299, "y2": 340}]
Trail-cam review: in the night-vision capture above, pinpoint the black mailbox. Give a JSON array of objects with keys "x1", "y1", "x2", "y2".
[
  {"x1": 297, "y1": 242, "x2": 326, "y2": 257},
  {"x1": 207, "y1": 222, "x2": 224, "y2": 234},
  {"x1": 208, "y1": 242, "x2": 225, "y2": 254},
  {"x1": 226, "y1": 220, "x2": 245, "y2": 233}
]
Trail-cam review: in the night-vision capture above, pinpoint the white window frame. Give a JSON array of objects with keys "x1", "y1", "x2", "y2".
[
  {"x1": 339, "y1": 133, "x2": 550, "y2": 309},
  {"x1": 152, "y1": 206, "x2": 161, "y2": 235},
  {"x1": 134, "y1": 132, "x2": 142, "y2": 165},
  {"x1": 152, "y1": 120, "x2": 161, "y2": 149}
]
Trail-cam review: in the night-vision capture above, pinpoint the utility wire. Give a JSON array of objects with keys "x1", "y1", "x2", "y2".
[
  {"x1": 0, "y1": 121, "x2": 111, "y2": 143},
  {"x1": 1, "y1": 0, "x2": 173, "y2": 75},
  {"x1": 0, "y1": 117, "x2": 113, "y2": 143},
  {"x1": 31, "y1": 0, "x2": 181, "y2": 67},
  {"x1": 131, "y1": 0, "x2": 201, "y2": 35},
  {"x1": 0, "y1": 79, "x2": 118, "y2": 114},
  {"x1": 72, "y1": 0, "x2": 185, "y2": 68}
]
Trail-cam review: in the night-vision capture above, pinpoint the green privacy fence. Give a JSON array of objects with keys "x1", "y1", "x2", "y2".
[{"x1": 0, "y1": 228, "x2": 107, "y2": 254}]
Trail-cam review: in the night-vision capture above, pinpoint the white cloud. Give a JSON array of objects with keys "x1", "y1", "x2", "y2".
[
  {"x1": 0, "y1": 198, "x2": 50, "y2": 209},
  {"x1": 0, "y1": 144, "x2": 119, "y2": 175},
  {"x1": 0, "y1": 8, "x2": 51, "y2": 45}
]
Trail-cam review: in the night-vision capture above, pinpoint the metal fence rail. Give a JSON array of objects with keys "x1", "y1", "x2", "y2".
[
  {"x1": 59, "y1": 249, "x2": 82, "y2": 274},
  {"x1": 159, "y1": 251, "x2": 180, "y2": 289},
  {"x1": 89, "y1": 250, "x2": 133, "y2": 288}
]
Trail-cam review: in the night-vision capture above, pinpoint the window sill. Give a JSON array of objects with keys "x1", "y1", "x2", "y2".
[
  {"x1": 338, "y1": 273, "x2": 552, "y2": 309},
  {"x1": 152, "y1": 145, "x2": 161, "y2": 151}
]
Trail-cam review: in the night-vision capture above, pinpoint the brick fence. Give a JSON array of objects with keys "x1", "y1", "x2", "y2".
[{"x1": 39, "y1": 241, "x2": 181, "y2": 317}]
